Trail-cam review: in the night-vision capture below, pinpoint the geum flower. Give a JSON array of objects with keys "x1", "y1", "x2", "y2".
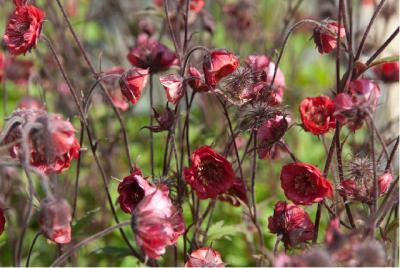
[
  {"x1": 268, "y1": 201, "x2": 315, "y2": 248},
  {"x1": 185, "y1": 247, "x2": 225, "y2": 267},
  {"x1": 299, "y1": 96, "x2": 336, "y2": 135},
  {"x1": 132, "y1": 184, "x2": 184, "y2": 259},
  {"x1": 119, "y1": 67, "x2": 149, "y2": 105},
  {"x1": 245, "y1": 54, "x2": 286, "y2": 105},
  {"x1": 203, "y1": 49, "x2": 239, "y2": 88},
  {"x1": 188, "y1": 66, "x2": 211, "y2": 92},
  {"x1": 280, "y1": 162, "x2": 333, "y2": 205},
  {"x1": 373, "y1": 61, "x2": 399, "y2": 83},
  {"x1": 4, "y1": 0, "x2": 45, "y2": 55},
  {"x1": 218, "y1": 177, "x2": 248, "y2": 207},
  {"x1": 1, "y1": 109, "x2": 80, "y2": 174},
  {"x1": 334, "y1": 79, "x2": 380, "y2": 131},
  {"x1": 39, "y1": 198, "x2": 72, "y2": 244},
  {"x1": 184, "y1": 146, "x2": 236, "y2": 199},
  {"x1": 127, "y1": 33, "x2": 177, "y2": 74},
  {"x1": 159, "y1": 74, "x2": 184, "y2": 104},
  {"x1": 313, "y1": 20, "x2": 345, "y2": 54},
  {"x1": 102, "y1": 66, "x2": 128, "y2": 111}
]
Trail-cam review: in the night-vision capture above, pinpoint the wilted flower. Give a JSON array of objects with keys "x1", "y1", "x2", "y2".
[
  {"x1": 373, "y1": 61, "x2": 399, "y2": 82},
  {"x1": 203, "y1": 49, "x2": 239, "y2": 87},
  {"x1": 184, "y1": 146, "x2": 236, "y2": 199},
  {"x1": 17, "y1": 96, "x2": 44, "y2": 110},
  {"x1": 313, "y1": 20, "x2": 345, "y2": 54},
  {"x1": 39, "y1": 198, "x2": 72, "y2": 244},
  {"x1": 299, "y1": 96, "x2": 336, "y2": 135},
  {"x1": 119, "y1": 68, "x2": 149, "y2": 105},
  {"x1": 0, "y1": 208, "x2": 5, "y2": 236},
  {"x1": 160, "y1": 74, "x2": 184, "y2": 104},
  {"x1": 218, "y1": 177, "x2": 248, "y2": 206},
  {"x1": 132, "y1": 185, "x2": 185, "y2": 259},
  {"x1": 1, "y1": 109, "x2": 80, "y2": 174},
  {"x1": 117, "y1": 168, "x2": 153, "y2": 214},
  {"x1": 185, "y1": 247, "x2": 225, "y2": 267},
  {"x1": 188, "y1": 67, "x2": 210, "y2": 92},
  {"x1": 127, "y1": 33, "x2": 177, "y2": 74},
  {"x1": 4, "y1": 1, "x2": 45, "y2": 55},
  {"x1": 257, "y1": 115, "x2": 289, "y2": 159},
  {"x1": 144, "y1": 106, "x2": 176, "y2": 133},
  {"x1": 280, "y1": 162, "x2": 333, "y2": 205},
  {"x1": 334, "y1": 79, "x2": 380, "y2": 131},
  {"x1": 268, "y1": 201, "x2": 315, "y2": 248}
]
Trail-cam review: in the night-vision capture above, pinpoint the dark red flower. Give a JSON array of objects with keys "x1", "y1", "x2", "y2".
[
  {"x1": 17, "y1": 96, "x2": 44, "y2": 110},
  {"x1": 245, "y1": 54, "x2": 286, "y2": 105},
  {"x1": 280, "y1": 163, "x2": 333, "y2": 205},
  {"x1": 119, "y1": 67, "x2": 149, "y2": 105},
  {"x1": 117, "y1": 169, "x2": 153, "y2": 214},
  {"x1": 334, "y1": 79, "x2": 380, "y2": 131},
  {"x1": 4, "y1": 57, "x2": 33, "y2": 85},
  {"x1": 256, "y1": 115, "x2": 289, "y2": 159},
  {"x1": 1, "y1": 109, "x2": 80, "y2": 174},
  {"x1": 127, "y1": 33, "x2": 177, "y2": 73},
  {"x1": 0, "y1": 208, "x2": 5, "y2": 236},
  {"x1": 373, "y1": 61, "x2": 399, "y2": 83},
  {"x1": 299, "y1": 96, "x2": 336, "y2": 135},
  {"x1": 203, "y1": 49, "x2": 239, "y2": 87},
  {"x1": 185, "y1": 247, "x2": 225, "y2": 267},
  {"x1": 313, "y1": 21, "x2": 345, "y2": 54},
  {"x1": 160, "y1": 74, "x2": 184, "y2": 104},
  {"x1": 39, "y1": 198, "x2": 72, "y2": 244},
  {"x1": 144, "y1": 106, "x2": 176, "y2": 133},
  {"x1": 188, "y1": 67, "x2": 210, "y2": 92},
  {"x1": 218, "y1": 177, "x2": 248, "y2": 207},
  {"x1": 132, "y1": 185, "x2": 185, "y2": 259},
  {"x1": 4, "y1": 1, "x2": 45, "y2": 55},
  {"x1": 103, "y1": 67, "x2": 129, "y2": 111},
  {"x1": 184, "y1": 146, "x2": 236, "y2": 199},
  {"x1": 268, "y1": 201, "x2": 315, "y2": 248}
]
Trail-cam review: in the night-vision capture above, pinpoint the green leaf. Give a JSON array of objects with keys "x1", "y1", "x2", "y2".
[
  {"x1": 206, "y1": 221, "x2": 242, "y2": 243},
  {"x1": 72, "y1": 207, "x2": 101, "y2": 234}
]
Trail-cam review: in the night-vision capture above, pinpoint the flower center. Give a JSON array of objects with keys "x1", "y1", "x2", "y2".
[{"x1": 294, "y1": 175, "x2": 316, "y2": 196}]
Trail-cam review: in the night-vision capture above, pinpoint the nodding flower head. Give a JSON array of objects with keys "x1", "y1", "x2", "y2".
[
  {"x1": 119, "y1": 67, "x2": 149, "y2": 105},
  {"x1": 203, "y1": 49, "x2": 239, "y2": 88},
  {"x1": 312, "y1": 20, "x2": 345, "y2": 54},
  {"x1": 185, "y1": 247, "x2": 225, "y2": 267},
  {"x1": 299, "y1": 96, "x2": 336, "y2": 135}
]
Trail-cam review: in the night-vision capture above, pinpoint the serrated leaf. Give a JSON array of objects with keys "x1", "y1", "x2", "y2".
[
  {"x1": 90, "y1": 246, "x2": 132, "y2": 258},
  {"x1": 206, "y1": 220, "x2": 242, "y2": 243}
]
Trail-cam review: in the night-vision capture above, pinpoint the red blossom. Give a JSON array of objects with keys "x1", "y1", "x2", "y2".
[
  {"x1": 133, "y1": 185, "x2": 185, "y2": 259},
  {"x1": 4, "y1": 2, "x2": 45, "y2": 55},
  {"x1": 103, "y1": 67, "x2": 129, "y2": 111},
  {"x1": 218, "y1": 177, "x2": 248, "y2": 206},
  {"x1": 379, "y1": 172, "x2": 393, "y2": 194},
  {"x1": 119, "y1": 68, "x2": 149, "y2": 105},
  {"x1": 203, "y1": 49, "x2": 239, "y2": 87},
  {"x1": 313, "y1": 21, "x2": 345, "y2": 54},
  {"x1": 117, "y1": 169, "x2": 153, "y2": 214},
  {"x1": 0, "y1": 208, "x2": 5, "y2": 236},
  {"x1": 373, "y1": 61, "x2": 399, "y2": 82},
  {"x1": 280, "y1": 162, "x2": 333, "y2": 205},
  {"x1": 160, "y1": 74, "x2": 184, "y2": 104},
  {"x1": 184, "y1": 146, "x2": 236, "y2": 199},
  {"x1": 127, "y1": 33, "x2": 177, "y2": 73},
  {"x1": 185, "y1": 247, "x2": 225, "y2": 267},
  {"x1": 188, "y1": 67, "x2": 210, "y2": 92},
  {"x1": 268, "y1": 201, "x2": 315, "y2": 248},
  {"x1": 39, "y1": 198, "x2": 72, "y2": 244},
  {"x1": 299, "y1": 96, "x2": 336, "y2": 135}
]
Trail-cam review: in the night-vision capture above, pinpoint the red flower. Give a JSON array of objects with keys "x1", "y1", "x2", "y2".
[
  {"x1": 103, "y1": 67, "x2": 129, "y2": 111},
  {"x1": 2, "y1": 109, "x2": 80, "y2": 174},
  {"x1": 184, "y1": 146, "x2": 236, "y2": 199},
  {"x1": 245, "y1": 54, "x2": 286, "y2": 105},
  {"x1": 203, "y1": 49, "x2": 239, "y2": 87},
  {"x1": 280, "y1": 163, "x2": 333, "y2": 205},
  {"x1": 117, "y1": 169, "x2": 153, "y2": 214},
  {"x1": 313, "y1": 21, "x2": 345, "y2": 54},
  {"x1": 299, "y1": 96, "x2": 336, "y2": 135},
  {"x1": 218, "y1": 177, "x2": 248, "y2": 207},
  {"x1": 0, "y1": 208, "x2": 5, "y2": 236},
  {"x1": 379, "y1": 172, "x2": 393, "y2": 194},
  {"x1": 188, "y1": 67, "x2": 210, "y2": 92},
  {"x1": 160, "y1": 74, "x2": 184, "y2": 104},
  {"x1": 334, "y1": 79, "x2": 380, "y2": 131},
  {"x1": 268, "y1": 201, "x2": 315, "y2": 248},
  {"x1": 154, "y1": 0, "x2": 205, "y2": 13},
  {"x1": 119, "y1": 68, "x2": 149, "y2": 105},
  {"x1": 257, "y1": 115, "x2": 288, "y2": 151},
  {"x1": 133, "y1": 185, "x2": 185, "y2": 259},
  {"x1": 4, "y1": 1, "x2": 45, "y2": 55},
  {"x1": 373, "y1": 61, "x2": 399, "y2": 82},
  {"x1": 127, "y1": 33, "x2": 177, "y2": 73},
  {"x1": 39, "y1": 198, "x2": 72, "y2": 244},
  {"x1": 185, "y1": 247, "x2": 225, "y2": 267}
]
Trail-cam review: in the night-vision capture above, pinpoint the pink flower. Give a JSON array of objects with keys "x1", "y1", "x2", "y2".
[
  {"x1": 313, "y1": 21, "x2": 345, "y2": 54},
  {"x1": 133, "y1": 185, "x2": 185, "y2": 259},
  {"x1": 299, "y1": 96, "x2": 336, "y2": 135},
  {"x1": 268, "y1": 201, "x2": 315, "y2": 248},
  {"x1": 103, "y1": 67, "x2": 129, "y2": 111},
  {"x1": 188, "y1": 67, "x2": 210, "y2": 92},
  {"x1": 4, "y1": 1, "x2": 45, "y2": 55},
  {"x1": 39, "y1": 198, "x2": 72, "y2": 244},
  {"x1": 203, "y1": 49, "x2": 239, "y2": 87},
  {"x1": 378, "y1": 172, "x2": 393, "y2": 194},
  {"x1": 160, "y1": 74, "x2": 184, "y2": 104},
  {"x1": 119, "y1": 68, "x2": 149, "y2": 105},
  {"x1": 185, "y1": 247, "x2": 225, "y2": 267},
  {"x1": 280, "y1": 162, "x2": 333, "y2": 205}
]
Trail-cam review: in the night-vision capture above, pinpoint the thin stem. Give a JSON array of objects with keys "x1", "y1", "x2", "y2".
[
  {"x1": 51, "y1": 221, "x2": 131, "y2": 267},
  {"x1": 368, "y1": 119, "x2": 378, "y2": 215},
  {"x1": 365, "y1": 26, "x2": 399, "y2": 66},
  {"x1": 72, "y1": 123, "x2": 85, "y2": 219},
  {"x1": 149, "y1": 74, "x2": 155, "y2": 178},
  {"x1": 385, "y1": 137, "x2": 399, "y2": 171},
  {"x1": 26, "y1": 232, "x2": 41, "y2": 267}
]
